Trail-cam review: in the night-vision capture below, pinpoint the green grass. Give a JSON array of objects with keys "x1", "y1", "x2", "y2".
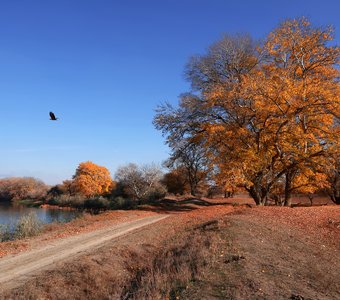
[{"x1": 17, "y1": 199, "x2": 43, "y2": 207}]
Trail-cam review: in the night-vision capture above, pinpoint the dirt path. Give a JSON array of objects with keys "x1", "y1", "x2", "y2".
[
  {"x1": 1, "y1": 203, "x2": 338, "y2": 299},
  {"x1": 0, "y1": 214, "x2": 168, "y2": 290}
]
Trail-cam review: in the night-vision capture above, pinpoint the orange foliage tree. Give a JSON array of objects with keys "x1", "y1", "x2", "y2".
[
  {"x1": 162, "y1": 167, "x2": 189, "y2": 195},
  {"x1": 154, "y1": 18, "x2": 339, "y2": 206},
  {"x1": 0, "y1": 177, "x2": 48, "y2": 201},
  {"x1": 72, "y1": 161, "x2": 113, "y2": 197}
]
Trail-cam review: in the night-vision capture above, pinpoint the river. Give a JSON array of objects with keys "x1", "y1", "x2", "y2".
[{"x1": 0, "y1": 202, "x2": 80, "y2": 229}]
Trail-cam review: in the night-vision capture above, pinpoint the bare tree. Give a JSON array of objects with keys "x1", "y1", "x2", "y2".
[
  {"x1": 164, "y1": 142, "x2": 208, "y2": 196},
  {"x1": 115, "y1": 163, "x2": 166, "y2": 202}
]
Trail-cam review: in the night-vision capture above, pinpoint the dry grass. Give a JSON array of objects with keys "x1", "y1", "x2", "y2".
[
  {"x1": 13, "y1": 212, "x2": 42, "y2": 240},
  {"x1": 1, "y1": 219, "x2": 220, "y2": 300},
  {"x1": 121, "y1": 221, "x2": 219, "y2": 299},
  {"x1": 0, "y1": 213, "x2": 42, "y2": 242},
  {"x1": 0, "y1": 210, "x2": 157, "y2": 258},
  {"x1": 1, "y1": 201, "x2": 338, "y2": 299}
]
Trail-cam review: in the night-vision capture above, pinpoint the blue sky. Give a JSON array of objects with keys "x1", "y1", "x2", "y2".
[{"x1": 0, "y1": 0, "x2": 339, "y2": 184}]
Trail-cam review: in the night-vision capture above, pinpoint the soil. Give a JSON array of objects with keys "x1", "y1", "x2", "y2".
[
  {"x1": 0, "y1": 215, "x2": 167, "y2": 291},
  {"x1": 181, "y1": 206, "x2": 340, "y2": 300},
  {"x1": 0, "y1": 198, "x2": 339, "y2": 299},
  {"x1": 0, "y1": 210, "x2": 157, "y2": 258}
]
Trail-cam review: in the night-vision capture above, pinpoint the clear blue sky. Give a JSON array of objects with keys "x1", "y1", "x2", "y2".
[{"x1": 0, "y1": 0, "x2": 339, "y2": 184}]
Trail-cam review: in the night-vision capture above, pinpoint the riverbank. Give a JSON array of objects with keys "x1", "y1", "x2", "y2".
[
  {"x1": 0, "y1": 202, "x2": 338, "y2": 299},
  {"x1": 39, "y1": 203, "x2": 78, "y2": 210},
  {"x1": 0, "y1": 209, "x2": 157, "y2": 258}
]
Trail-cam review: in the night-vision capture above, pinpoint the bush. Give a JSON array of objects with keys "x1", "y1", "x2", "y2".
[
  {"x1": 14, "y1": 212, "x2": 42, "y2": 239},
  {"x1": 144, "y1": 187, "x2": 167, "y2": 203},
  {"x1": 0, "y1": 224, "x2": 11, "y2": 242},
  {"x1": 84, "y1": 197, "x2": 110, "y2": 209},
  {"x1": 47, "y1": 195, "x2": 85, "y2": 208},
  {"x1": 110, "y1": 196, "x2": 135, "y2": 209}
]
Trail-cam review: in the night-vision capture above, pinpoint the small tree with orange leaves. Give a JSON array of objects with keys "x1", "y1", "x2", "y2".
[{"x1": 72, "y1": 161, "x2": 113, "y2": 198}]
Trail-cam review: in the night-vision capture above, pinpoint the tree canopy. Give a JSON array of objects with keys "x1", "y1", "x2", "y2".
[
  {"x1": 154, "y1": 18, "x2": 340, "y2": 205},
  {"x1": 72, "y1": 161, "x2": 113, "y2": 197}
]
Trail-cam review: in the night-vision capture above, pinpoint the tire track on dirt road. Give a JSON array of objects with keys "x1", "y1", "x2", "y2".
[{"x1": 0, "y1": 214, "x2": 168, "y2": 290}]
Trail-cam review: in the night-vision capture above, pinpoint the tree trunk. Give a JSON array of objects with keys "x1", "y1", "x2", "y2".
[
  {"x1": 190, "y1": 187, "x2": 196, "y2": 196},
  {"x1": 188, "y1": 171, "x2": 197, "y2": 196},
  {"x1": 284, "y1": 189, "x2": 292, "y2": 207},
  {"x1": 307, "y1": 194, "x2": 314, "y2": 206},
  {"x1": 248, "y1": 185, "x2": 267, "y2": 206},
  {"x1": 330, "y1": 195, "x2": 340, "y2": 205},
  {"x1": 284, "y1": 170, "x2": 295, "y2": 207}
]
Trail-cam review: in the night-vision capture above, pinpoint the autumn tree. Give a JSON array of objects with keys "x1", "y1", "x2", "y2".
[
  {"x1": 256, "y1": 18, "x2": 340, "y2": 205},
  {"x1": 163, "y1": 140, "x2": 208, "y2": 196},
  {"x1": 161, "y1": 167, "x2": 189, "y2": 195},
  {"x1": 0, "y1": 177, "x2": 48, "y2": 202},
  {"x1": 47, "y1": 180, "x2": 75, "y2": 198},
  {"x1": 72, "y1": 161, "x2": 113, "y2": 197},
  {"x1": 323, "y1": 155, "x2": 340, "y2": 204},
  {"x1": 155, "y1": 35, "x2": 266, "y2": 203},
  {"x1": 154, "y1": 18, "x2": 339, "y2": 206}
]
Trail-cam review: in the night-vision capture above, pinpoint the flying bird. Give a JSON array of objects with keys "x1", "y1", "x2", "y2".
[{"x1": 49, "y1": 111, "x2": 58, "y2": 121}]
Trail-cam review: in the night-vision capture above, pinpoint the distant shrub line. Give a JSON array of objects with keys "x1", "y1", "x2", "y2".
[{"x1": 46, "y1": 195, "x2": 137, "y2": 210}]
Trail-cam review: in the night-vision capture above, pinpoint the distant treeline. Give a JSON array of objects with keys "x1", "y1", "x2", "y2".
[{"x1": 0, "y1": 160, "x2": 210, "y2": 209}]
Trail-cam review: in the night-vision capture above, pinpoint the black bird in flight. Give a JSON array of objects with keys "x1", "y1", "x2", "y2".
[{"x1": 49, "y1": 111, "x2": 58, "y2": 121}]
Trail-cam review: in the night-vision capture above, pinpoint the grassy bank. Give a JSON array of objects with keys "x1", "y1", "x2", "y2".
[
  {"x1": 3, "y1": 218, "x2": 221, "y2": 299},
  {"x1": 121, "y1": 220, "x2": 220, "y2": 299},
  {"x1": 0, "y1": 212, "x2": 42, "y2": 242}
]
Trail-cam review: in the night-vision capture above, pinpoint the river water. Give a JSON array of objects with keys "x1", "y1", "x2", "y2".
[{"x1": 0, "y1": 202, "x2": 80, "y2": 229}]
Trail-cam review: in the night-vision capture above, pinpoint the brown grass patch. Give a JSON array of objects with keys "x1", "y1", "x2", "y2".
[
  {"x1": 0, "y1": 210, "x2": 157, "y2": 258},
  {"x1": 1, "y1": 218, "x2": 221, "y2": 300}
]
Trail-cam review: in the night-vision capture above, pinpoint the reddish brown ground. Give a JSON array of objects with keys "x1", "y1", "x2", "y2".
[
  {"x1": 0, "y1": 197, "x2": 339, "y2": 299},
  {"x1": 182, "y1": 204, "x2": 340, "y2": 300},
  {"x1": 0, "y1": 210, "x2": 157, "y2": 258}
]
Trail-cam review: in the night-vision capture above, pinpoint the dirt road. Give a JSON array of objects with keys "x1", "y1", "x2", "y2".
[
  {"x1": 1, "y1": 202, "x2": 338, "y2": 299},
  {"x1": 0, "y1": 214, "x2": 168, "y2": 290}
]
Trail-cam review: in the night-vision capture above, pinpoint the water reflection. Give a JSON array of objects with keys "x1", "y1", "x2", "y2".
[{"x1": 0, "y1": 202, "x2": 80, "y2": 228}]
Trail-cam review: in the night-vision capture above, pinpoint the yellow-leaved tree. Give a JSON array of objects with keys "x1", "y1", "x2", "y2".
[
  {"x1": 154, "y1": 17, "x2": 339, "y2": 206},
  {"x1": 72, "y1": 161, "x2": 113, "y2": 197}
]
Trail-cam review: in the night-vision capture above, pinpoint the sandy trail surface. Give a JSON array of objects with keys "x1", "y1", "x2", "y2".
[{"x1": 0, "y1": 214, "x2": 168, "y2": 290}]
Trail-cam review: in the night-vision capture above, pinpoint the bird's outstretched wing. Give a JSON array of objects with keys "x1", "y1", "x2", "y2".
[{"x1": 49, "y1": 112, "x2": 57, "y2": 120}]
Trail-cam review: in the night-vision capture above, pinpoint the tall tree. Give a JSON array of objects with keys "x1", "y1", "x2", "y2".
[
  {"x1": 258, "y1": 18, "x2": 340, "y2": 205},
  {"x1": 164, "y1": 142, "x2": 208, "y2": 196},
  {"x1": 154, "y1": 18, "x2": 339, "y2": 206}
]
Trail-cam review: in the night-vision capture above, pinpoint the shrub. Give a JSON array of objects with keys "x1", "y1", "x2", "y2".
[
  {"x1": 47, "y1": 195, "x2": 85, "y2": 208},
  {"x1": 14, "y1": 212, "x2": 42, "y2": 239},
  {"x1": 84, "y1": 197, "x2": 110, "y2": 209},
  {"x1": 144, "y1": 186, "x2": 167, "y2": 203},
  {"x1": 110, "y1": 196, "x2": 135, "y2": 209},
  {"x1": 0, "y1": 224, "x2": 11, "y2": 242}
]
